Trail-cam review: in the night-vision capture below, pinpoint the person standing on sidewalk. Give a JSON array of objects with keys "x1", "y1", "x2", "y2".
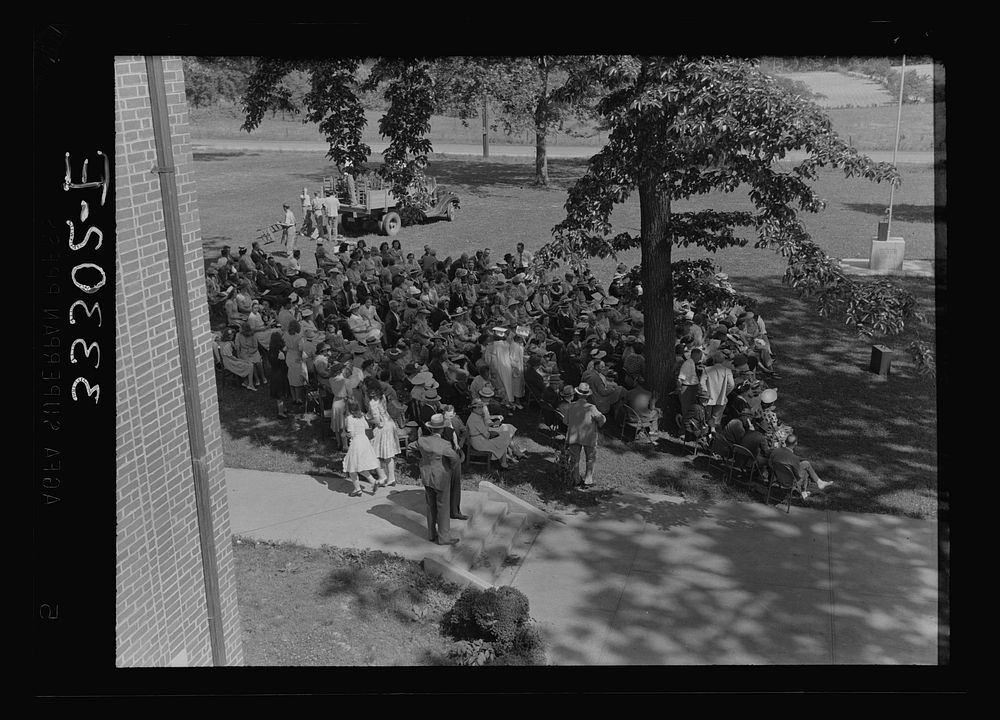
[
  {"x1": 279, "y1": 203, "x2": 297, "y2": 255},
  {"x1": 418, "y1": 414, "x2": 461, "y2": 545},
  {"x1": 564, "y1": 382, "x2": 607, "y2": 488}
]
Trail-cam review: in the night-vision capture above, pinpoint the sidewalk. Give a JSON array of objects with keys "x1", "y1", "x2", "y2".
[{"x1": 226, "y1": 468, "x2": 940, "y2": 665}]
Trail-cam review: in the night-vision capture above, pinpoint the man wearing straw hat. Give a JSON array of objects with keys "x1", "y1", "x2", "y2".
[
  {"x1": 564, "y1": 382, "x2": 607, "y2": 488},
  {"x1": 417, "y1": 414, "x2": 462, "y2": 545}
]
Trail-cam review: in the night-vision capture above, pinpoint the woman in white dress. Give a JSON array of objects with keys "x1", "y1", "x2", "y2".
[
  {"x1": 366, "y1": 380, "x2": 400, "y2": 488},
  {"x1": 490, "y1": 327, "x2": 516, "y2": 408},
  {"x1": 509, "y1": 332, "x2": 526, "y2": 408},
  {"x1": 358, "y1": 296, "x2": 384, "y2": 335},
  {"x1": 342, "y1": 398, "x2": 386, "y2": 497}
]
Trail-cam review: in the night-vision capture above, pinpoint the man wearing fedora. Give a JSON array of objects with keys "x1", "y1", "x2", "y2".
[
  {"x1": 564, "y1": 383, "x2": 607, "y2": 488},
  {"x1": 418, "y1": 414, "x2": 462, "y2": 545}
]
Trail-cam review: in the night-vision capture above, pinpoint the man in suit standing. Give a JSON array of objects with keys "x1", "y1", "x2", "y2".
[
  {"x1": 418, "y1": 414, "x2": 462, "y2": 545},
  {"x1": 564, "y1": 383, "x2": 607, "y2": 488}
]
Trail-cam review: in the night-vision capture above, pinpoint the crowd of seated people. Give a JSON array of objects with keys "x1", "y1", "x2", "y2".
[{"x1": 207, "y1": 233, "x2": 829, "y2": 499}]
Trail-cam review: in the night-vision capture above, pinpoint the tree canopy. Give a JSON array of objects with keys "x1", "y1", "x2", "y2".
[
  {"x1": 537, "y1": 56, "x2": 907, "y2": 403},
  {"x1": 241, "y1": 57, "x2": 437, "y2": 201}
]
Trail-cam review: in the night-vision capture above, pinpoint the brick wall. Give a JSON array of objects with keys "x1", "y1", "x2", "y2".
[{"x1": 114, "y1": 56, "x2": 242, "y2": 667}]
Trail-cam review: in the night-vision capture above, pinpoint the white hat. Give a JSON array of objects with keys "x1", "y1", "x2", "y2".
[
  {"x1": 760, "y1": 388, "x2": 778, "y2": 404},
  {"x1": 292, "y1": 278, "x2": 308, "y2": 289}
]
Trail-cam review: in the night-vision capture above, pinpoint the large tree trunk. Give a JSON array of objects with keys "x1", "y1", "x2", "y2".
[
  {"x1": 638, "y1": 176, "x2": 676, "y2": 424},
  {"x1": 535, "y1": 124, "x2": 548, "y2": 186},
  {"x1": 534, "y1": 57, "x2": 549, "y2": 186}
]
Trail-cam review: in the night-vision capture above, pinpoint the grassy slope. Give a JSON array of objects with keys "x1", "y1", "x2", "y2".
[
  {"x1": 197, "y1": 152, "x2": 939, "y2": 520},
  {"x1": 235, "y1": 539, "x2": 463, "y2": 666}
]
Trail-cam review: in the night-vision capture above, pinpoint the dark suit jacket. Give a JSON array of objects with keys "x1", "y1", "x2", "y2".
[
  {"x1": 418, "y1": 434, "x2": 459, "y2": 491},
  {"x1": 384, "y1": 311, "x2": 403, "y2": 347}
]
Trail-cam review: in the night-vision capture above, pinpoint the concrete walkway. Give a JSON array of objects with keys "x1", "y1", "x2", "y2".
[
  {"x1": 226, "y1": 468, "x2": 940, "y2": 665},
  {"x1": 193, "y1": 138, "x2": 936, "y2": 165}
]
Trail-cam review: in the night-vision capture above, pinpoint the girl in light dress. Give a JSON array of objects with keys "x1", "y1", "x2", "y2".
[
  {"x1": 342, "y1": 398, "x2": 387, "y2": 497},
  {"x1": 365, "y1": 380, "x2": 400, "y2": 488}
]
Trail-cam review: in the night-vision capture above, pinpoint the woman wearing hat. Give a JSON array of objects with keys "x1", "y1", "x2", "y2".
[
  {"x1": 366, "y1": 380, "x2": 400, "y2": 488},
  {"x1": 758, "y1": 388, "x2": 792, "y2": 451},
  {"x1": 235, "y1": 322, "x2": 267, "y2": 391},
  {"x1": 466, "y1": 396, "x2": 523, "y2": 470},
  {"x1": 218, "y1": 328, "x2": 257, "y2": 392},
  {"x1": 281, "y1": 319, "x2": 308, "y2": 405},
  {"x1": 347, "y1": 302, "x2": 379, "y2": 345},
  {"x1": 487, "y1": 327, "x2": 517, "y2": 409}
]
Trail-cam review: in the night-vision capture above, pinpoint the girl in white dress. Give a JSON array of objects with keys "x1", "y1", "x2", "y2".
[
  {"x1": 366, "y1": 381, "x2": 401, "y2": 488},
  {"x1": 342, "y1": 399, "x2": 386, "y2": 496}
]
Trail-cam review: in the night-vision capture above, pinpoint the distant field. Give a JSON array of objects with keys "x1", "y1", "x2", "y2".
[
  {"x1": 189, "y1": 101, "x2": 936, "y2": 153},
  {"x1": 778, "y1": 71, "x2": 894, "y2": 108}
]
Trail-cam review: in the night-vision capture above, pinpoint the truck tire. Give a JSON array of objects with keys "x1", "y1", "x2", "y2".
[{"x1": 381, "y1": 211, "x2": 401, "y2": 236}]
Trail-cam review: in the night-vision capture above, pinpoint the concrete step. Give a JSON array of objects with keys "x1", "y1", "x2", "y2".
[
  {"x1": 447, "y1": 499, "x2": 509, "y2": 570},
  {"x1": 492, "y1": 515, "x2": 546, "y2": 588},
  {"x1": 469, "y1": 512, "x2": 526, "y2": 586}
]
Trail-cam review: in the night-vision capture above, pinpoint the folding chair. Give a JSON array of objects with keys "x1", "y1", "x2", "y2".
[
  {"x1": 675, "y1": 412, "x2": 707, "y2": 460},
  {"x1": 524, "y1": 383, "x2": 544, "y2": 416},
  {"x1": 765, "y1": 461, "x2": 798, "y2": 514},
  {"x1": 620, "y1": 404, "x2": 656, "y2": 442},
  {"x1": 726, "y1": 445, "x2": 760, "y2": 488},
  {"x1": 463, "y1": 437, "x2": 492, "y2": 472},
  {"x1": 304, "y1": 387, "x2": 323, "y2": 415}
]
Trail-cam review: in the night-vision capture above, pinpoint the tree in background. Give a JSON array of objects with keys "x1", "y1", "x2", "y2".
[
  {"x1": 240, "y1": 58, "x2": 436, "y2": 202},
  {"x1": 538, "y1": 56, "x2": 905, "y2": 408},
  {"x1": 433, "y1": 56, "x2": 606, "y2": 186},
  {"x1": 182, "y1": 57, "x2": 257, "y2": 108}
]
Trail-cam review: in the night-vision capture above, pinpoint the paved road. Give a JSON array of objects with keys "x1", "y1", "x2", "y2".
[{"x1": 192, "y1": 138, "x2": 936, "y2": 165}]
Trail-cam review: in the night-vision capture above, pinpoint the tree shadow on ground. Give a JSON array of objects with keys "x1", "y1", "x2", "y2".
[
  {"x1": 314, "y1": 546, "x2": 462, "y2": 628},
  {"x1": 843, "y1": 202, "x2": 937, "y2": 223},
  {"x1": 733, "y1": 276, "x2": 938, "y2": 519},
  {"x1": 517, "y1": 491, "x2": 939, "y2": 665}
]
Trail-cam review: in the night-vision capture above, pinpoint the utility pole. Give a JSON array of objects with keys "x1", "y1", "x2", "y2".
[
  {"x1": 886, "y1": 55, "x2": 906, "y2": 239},
  {"x1": 482, "y1": 94, "x2": 489, "y2": 158}
]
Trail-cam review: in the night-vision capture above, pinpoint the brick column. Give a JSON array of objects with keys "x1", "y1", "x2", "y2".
[{"x1": 114, "y1": 56, "x2": 242, "y2": 667}]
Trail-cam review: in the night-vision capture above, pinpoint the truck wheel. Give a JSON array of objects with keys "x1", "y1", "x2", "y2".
[
  {"x1": 382, "y1": 211, "x2": 401, "y2": 236},
  {"x1": 446, "y1": 202, "x2": 457, "y2": 222}
]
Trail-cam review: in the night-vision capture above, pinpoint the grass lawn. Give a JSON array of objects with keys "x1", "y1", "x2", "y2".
[
  {"x1": 198, "y1": 151, "x2": 939, "y2": 520},
  {"x1": 234, "y1": 538, "x2": 464, "y2": 666},
  {"x1": 189, "y1": 102, "x2": 936, "y2": 152}
]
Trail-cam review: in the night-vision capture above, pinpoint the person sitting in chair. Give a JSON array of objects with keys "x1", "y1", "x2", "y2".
[
  {"x1": 624, "y1": 374, "x2": 661, "y2": 434},
  {"x1": 767, "y1": 433, "x2": 833, "y2": 500}
]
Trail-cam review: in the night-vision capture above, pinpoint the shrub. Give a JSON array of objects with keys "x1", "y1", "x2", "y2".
[
  {"x1": 441, "y1": 586, "x2": 545, "y2": 664},
  {"x1": 447, "y1": 639, "x2": 496, "y2": 666},
  {"x1": 441, "y1": 586, "x2": 529, "y2": 649},
  {"x1": 909, "y1": 340, "x2": 936, "y2": 377}
]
